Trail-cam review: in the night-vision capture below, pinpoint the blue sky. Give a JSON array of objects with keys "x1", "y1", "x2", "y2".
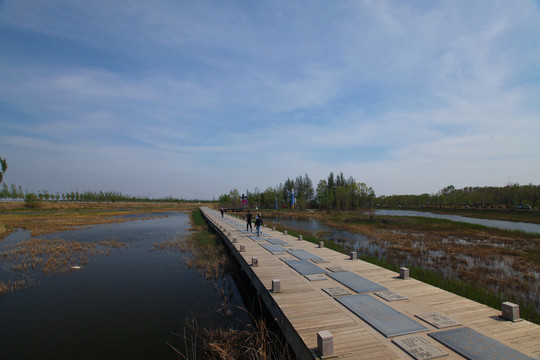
[{"x1": 1, "y1": 0, "x2": 539, "y2": 199}]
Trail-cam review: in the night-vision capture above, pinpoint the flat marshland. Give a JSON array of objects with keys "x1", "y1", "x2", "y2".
[{"x1": 263, "y1": 208, "x2": 540, "y2": 324}]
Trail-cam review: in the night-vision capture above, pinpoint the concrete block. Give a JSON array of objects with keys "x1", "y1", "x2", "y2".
[
  {"x1": 240, "y1": 245, "x2": 245, "y2": 252},
  {"x1": 284, "y1": 230, "x2": 288, "y2": 235},
  {"x1": 400, "y1": 267, "x2": 410, "y2": 280},
  {"x1": 501, "y1": 302, "x2": 520, "y2": 321},
  {"x1": 319, "y1": 241, "x2": 324, "y2": 248},
  {"x1": 232, "y1": 237, "x2": 237, "y2": 243},
  {"x1": 272, "y1": 279, "x2": 281, "y2": 293},
  {"x1": 227, "y1": 231, "x2": 231, "y2": 236},
  {"x1": 272, "y1": 226, "x2": 276, "y2": 231},
  {"x1": 299, "y1": 235, "x2": 303, "y2": 241},
  {"x1": 317, "y1": 330, "x2": 334, "y2": 357},
  {"x1": 252, "y1": 257, "x2": 258, "y2": 267},
  {"x1": 350, "y1": 251, "x2": 357, "y2": 260}
]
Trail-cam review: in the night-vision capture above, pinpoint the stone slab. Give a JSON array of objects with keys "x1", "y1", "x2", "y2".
[
  {"x1": 322, "y1": 287, "x2": 352, "y2": 297},
  {"x1": 288, "y1": 249, "x2": 325, "y2": 262},
  {"x1": 304, "y1": 274, "x2": 328, "y2": 281},
  {"x1": 248, "y1": 235, "x2": 266, "y2": 242},
  {"x1": 374, "y1": 290, "x2": 409, "y2": 302},
  {"x1": 266, "y1": 237, "x2": 289, "y2": 245},
  {"x1": 327, "y1": 271, "x2": 387, "y2": 293},
  {"x1": 327, "y1": 266, "x2": 348, "y2": 272},
  {"x1": 428, "y1": 327, "x2": 535, "y2": 360},
  {"x1": 415, "y1": 312, "x2": 461, "y2": 329},
  {"x1": 282, "y1": 259, "x2": 327, "y2": 275},
  {"x1": 260, "y1": 243, "x2": 287, "y2": 254},
  {"x1": 336, "y1": 294, "x2": 429, "y2": 337},
  {"x1": 392, "y1": 336, "x2": 448, "y2": 360}
]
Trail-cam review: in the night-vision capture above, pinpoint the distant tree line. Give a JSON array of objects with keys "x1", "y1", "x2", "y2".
[
  {"x1": 218, "y1": 172, "x2": 376, "y2": 210},
  {"x1": 0, "y1": 184, "x2": 209, "y2": 204},
  {"x1": 377, "y1": 184, "x2": 540, "y2": 209}
]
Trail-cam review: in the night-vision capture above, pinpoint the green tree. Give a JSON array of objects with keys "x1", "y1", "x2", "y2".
[{"x1": 0, "y1": 156, "x2": 6, "y2": 185}]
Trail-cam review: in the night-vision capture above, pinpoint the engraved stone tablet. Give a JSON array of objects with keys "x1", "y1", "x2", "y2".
[
  {"x1": 392, "y1": 336, "x2": 448, "y2": 360},
  {"x1": 322, "y1": 287, "x2": 352, "y2": 297},
  {"x1": 288, "y1": 249, "x2": 325, "y2": 262},
  {"x1": 374, "y1": 290, "x2": 409, "y2": 302},
  {"x1": 304, "y1": 274, "x2": 328, "y2": 281},
  {"x1": 260, "y1": 243, "x2": 287, "y2": 254},
  {"x1": 327, "y1": 266, "x2": 348, "y2": 273},
  {"x1": 248, "y1": 235, "x2": 266, "y2": 242},
  {"x1": 328, "y1": 271, "x2": 387, "y2": 293},
  {"x1": 282, "y1": 259, "x2": 327, "y2": 275},
  {"x1": 429, "y1": 327, "x2": 535, "y2": 360},
  {"x1": 267, "y1": 237, "x2": 289, "y2": 245},
  {"x1": 336, "y1": 294, "x2": 429, "y2": 337},
  {"x1": 415, "y1": 312, "x2": 461, "y2": 329}
]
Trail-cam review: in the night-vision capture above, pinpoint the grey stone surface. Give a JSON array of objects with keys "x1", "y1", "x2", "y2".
[
  {"x1": 336, "y1": 294, "x2": 429, "y2": 337},
  {"x1": 260, "y1": 243, "x2": 287, "y2": 254},
  {"x1": 266, "y1": 237, "x2": 289, "y2": 245},
  {"x1": 327, "y1": 266, "x2": 348, "y2": 273},
  {"x1": 322, "y1": 287, "x2": 352, "y2": 297},
  {"x1": 392, "y1": 336, "x2": 448, "y2": 360},
  {"x1": 501, "y1": 301, "x2": 520, "y2": 321},
  {"x1": 327, "y1": 271, "x2": 387, "y2": 293},
  {"x1": 248, "y1": 235, "x2": 266, "y2": 242},
  {"x1": 317, "y1": 330, "x2": 334, "y2": 357},
  {"x1": 282, "y1": 259, "x2": 327, "y2": 275},
  {"x1": 429, "y1": 327, "x2": 535, "y2": 360},
  {"x1": 304, "y1": 274, "x2": 328, "y2": 281},
  {"x1": 415, "y1": 312, "x2": 461, "y2": 329},
  {"x1": 374, "y1": 290, "x2": 409, "y2": 302},
  {"x1": 288, "y1": 249, "x2": 326, "y2": 262}
]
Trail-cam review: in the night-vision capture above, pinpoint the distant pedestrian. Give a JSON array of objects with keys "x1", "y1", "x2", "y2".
[
  {"x1": 255, "y1": 213, "x2": 263, "y2": 236},
  {"x1": 246, "y1": 211, "x2": 253, "y2": 231},
  {"x1": 220, "y1": 208, "x2": 224, "y2": 217}
]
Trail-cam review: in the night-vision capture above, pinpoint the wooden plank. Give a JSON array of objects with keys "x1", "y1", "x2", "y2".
[{"x1": 202, "y1": 208, "x2": 540, "y2": 360}]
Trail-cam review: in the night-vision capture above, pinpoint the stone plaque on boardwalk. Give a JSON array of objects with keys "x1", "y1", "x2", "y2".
[
  {"x1": 392, "y1": 336, "x2": 448, "y2": 360},
  {"x1": 304, "y1": 274, "x2": 327, "y2": 281},
  {"x1": 415, "y1": 312, "x2": 461, "y2": 329},
  {"x1": 322, "y1": 287, "x2": 352, "y2": 297},
  {"x1": 374, "y1": 290, "x2": 409, "y2": 302}
]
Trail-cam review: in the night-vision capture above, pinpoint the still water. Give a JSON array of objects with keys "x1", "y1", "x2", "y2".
[
  {"x1": 375, "y1": 209, "x2": 540, "y2": 234},
  {"x1": 0, "y1": 212, "x2": 249, "y2": 360}
]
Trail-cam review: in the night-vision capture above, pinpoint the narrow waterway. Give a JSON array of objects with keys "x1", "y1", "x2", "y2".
[
  {"x1": 374, "y1": 209, "x2": 540, "y2": 234},
  {"x1": 0, "y1": 212, "x2": 251, "y2": 360}
]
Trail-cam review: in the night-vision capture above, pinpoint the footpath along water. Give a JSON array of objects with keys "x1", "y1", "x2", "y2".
[
  {"x1": 0, "y1": 212, "x2": 251, "y2": 360},
  {"x1": 267, "y1": 214, "x2": 540, "y2": 321}
]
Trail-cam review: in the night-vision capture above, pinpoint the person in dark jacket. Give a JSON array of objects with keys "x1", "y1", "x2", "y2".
[
  {"x1": 246, "y1": 211, "x2": 253, "y2": 231},
  {"x1": 220, "y1": 208, "x2": 224, "y2": 217},
  {"x1": 255, "y1": 213, "x2": 263, "y2": 236}
]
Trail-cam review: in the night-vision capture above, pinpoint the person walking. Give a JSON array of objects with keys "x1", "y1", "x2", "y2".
[
  {"x1": 220, "y1": 208, "x2": 224, "y2": 217},
  {"x1": 255, "y1": 213, "x2": 263, "y2": 236},
  {"x1": 246, "y1": 211, "x2": 253, "y2": 231}
]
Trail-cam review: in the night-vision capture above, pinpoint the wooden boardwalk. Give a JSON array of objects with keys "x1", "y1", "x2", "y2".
[{"x1": 201, "y1": 207, "x2": 540, "y2": 360}]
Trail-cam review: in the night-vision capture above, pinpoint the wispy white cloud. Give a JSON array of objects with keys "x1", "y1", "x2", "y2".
[{"x1": 0, "y1": 0, "x2": 539, "y2": 198}]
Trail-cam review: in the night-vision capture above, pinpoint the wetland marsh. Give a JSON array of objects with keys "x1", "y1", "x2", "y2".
[
  {"x1": 264, "y1": 209, "x2": 540, "y2": 323},
  {"x1": 0, "y1": 203, "x2": 254, "y2": 359}
]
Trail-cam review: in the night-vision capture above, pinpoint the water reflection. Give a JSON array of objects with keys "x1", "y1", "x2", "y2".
[{"x1": 0, "y1": 212, "x2": 250, "y2": 360}]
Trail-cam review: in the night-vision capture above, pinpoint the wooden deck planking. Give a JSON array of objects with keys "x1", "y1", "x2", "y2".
[{"x1": 202, "y1": 208, "x2": 540, "y2": 359}]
